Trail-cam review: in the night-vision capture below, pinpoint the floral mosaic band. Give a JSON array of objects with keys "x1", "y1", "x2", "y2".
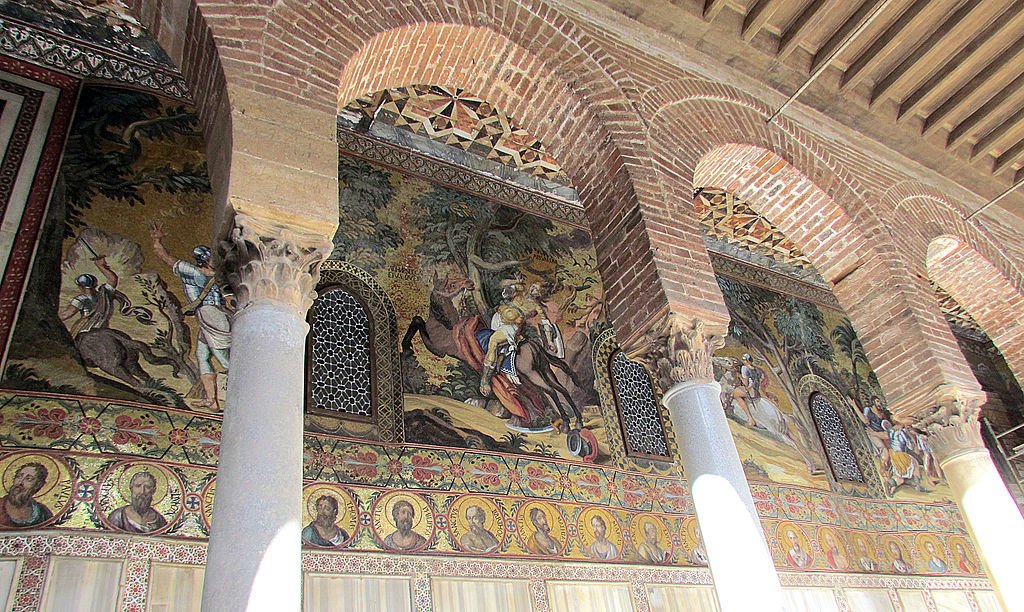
[{"x1": 0, "y1": 390, "x2": 981, "y2": 576}]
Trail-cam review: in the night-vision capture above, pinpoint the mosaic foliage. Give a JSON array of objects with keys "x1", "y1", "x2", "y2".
[
  {"x1": 1, "y1": 84, "x2": 221, "y2": 410},
  {"x1": 714, "y1": 272, "x2": 949, "y2": 502},
  {"x1": 332, "y1": 154, "x2": 609, "y2": 463}
]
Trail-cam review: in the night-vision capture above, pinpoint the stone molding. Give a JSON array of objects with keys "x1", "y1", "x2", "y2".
[
  {"x1": 217, "y1": 213, "x2": 333, "y2": 314},
  {"x1": 624, "y1": 315, "x2": 725, "y2": 392}
]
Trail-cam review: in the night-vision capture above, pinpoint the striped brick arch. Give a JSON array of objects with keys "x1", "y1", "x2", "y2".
[{"x1": 640, "y1": 78, "x2": 982, "y2": 417}]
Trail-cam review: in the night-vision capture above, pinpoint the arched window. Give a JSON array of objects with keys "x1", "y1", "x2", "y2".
[
  {"x1": 610, "y1": 350, "x2": 670, "y2": 459},
  {"x1": 809, "y1": 392, "x2": 863, "y2": 483},
  {"x1": 307, "y1": 286, "x2": 374, "y2": 421}
]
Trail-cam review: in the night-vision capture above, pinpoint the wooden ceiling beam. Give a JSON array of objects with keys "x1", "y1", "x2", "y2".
[
  {"x1": 870, "y1": 0, "x2": 987, "y2": 106},
  {"x1": 971, "y1": 104, "x2": 1024, "y2": 161},
  {"x1": 948, "y1": 71, "x2": 1024, "y2": 150},
  {"x1": 921, "y1": 35, "x2": 1024, "y2": 136},
  {"x1": 777, "y1": 0, "x2": 830, "y2": 61},
  {"x1": 993, "y1": 137, "x2": 1024, "y2": 174},
  {"x1": 742, "y1": 0, "x2": 780, "y2": 40},
  {"x1": 812, "y1": 0, "x2": 888, "y2": 73},
  {"x1": 703, "y1": 0, "x2": 730, "y2": 21},
  {"x1": 840, "y1": 0, "x2": 933, "y2": 92},
  {"x1": 899, "y1": 1, "x2": 1024, "y2": 123}
]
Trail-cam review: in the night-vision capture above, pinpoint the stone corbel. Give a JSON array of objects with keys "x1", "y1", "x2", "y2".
[
  {"x1": 915, "y1": 387, "x2": 987, "y2": 466},
  {"x1": 217, "y1": 212, "x2": 334, "y2": 314},
  {"x1": 623, "y1": 312, "x2": 726, "y2": 393}
]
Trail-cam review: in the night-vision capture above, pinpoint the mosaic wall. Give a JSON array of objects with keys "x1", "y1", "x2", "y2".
[
  {"x1": 0, "y1": 80, "x2": 982, "y2": 580},
  {"x1": 1, "y1": 84, "x2": 217, "y2": 410},
  {"x1": 713, "y1": 265, "x2": 951, "y2": 503},
  {"x1": 329, "y1": 149, "x2": 610, "y2": 465},
  {"x1": 0, "y1": 392, "x2": 984, "y2": 577},
  {"x1": 0, "y1": 1, "x2": 188, "y2": 99}
]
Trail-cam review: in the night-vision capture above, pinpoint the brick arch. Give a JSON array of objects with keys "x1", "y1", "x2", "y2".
[
  {"x1": 882, "y1": 181, "x2": 1024, "y2": 291},
  {"x1": 927, "y1": 236, "x2": 1024, "y2": 390},
  {"x1": 308, "y1": 16, "x2": 666, "y2": 346},
  {"x1": 640, "y1": 78, "x2": 982, "y2": 415}
]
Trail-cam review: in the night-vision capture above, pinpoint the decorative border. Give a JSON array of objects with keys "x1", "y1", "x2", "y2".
[
  {"x1": 336, "y1": 127, "x2": 588, "y2": 228},
  {"x1": 0, "y1": 532, "x2": 997, "y2": 612},
  {"x1": 798, "y1": 374, "x2": 886, "y2": 500},
  {"x1": 0, "y1": 77, "x2": 42, "y2": 218},
  {"x1": 0, "y1": 17, "x2": 189, "y2": 101},
  {"x1": 710, "y1": 252, "x2": 842, "y2": 311},
  {"x1": 0, "y1": 389, "x2": 969, "y2": 530},
  {"x1": 0, "y1": 57, "x2": 77, "y2": 366}
]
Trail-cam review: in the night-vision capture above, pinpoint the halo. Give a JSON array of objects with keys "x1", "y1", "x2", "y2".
[
  {"x1": 947, "y1": 535, "x2": 976, "y2": 566},
  {"x1": 450, "y1": 495, "x2": 501, "y2": 531},
  {"x1": 448, "y1": 494, "x2": 506, "y2": 552},
  {"x1": 200, "y1": 479, "x2": 215, "y2": 531},
  {"x1": 577, "y1": 506, "x2": 622, "y2": 547},
  {"x1": 915, "y1": 533, "x2": 946, "y2": 562},
  {"x1": 775, "y1": 522, "x2": 812, "y2": 556},
  {"x1": 849, "y1": 532, "x2": 877, "y2": 558},
  {"x1": 114, "y1": 463, "x2": 171, "y2": 506},
  {"x1": 515, "y1": 500, "x2": 566, "y2": 555},
  {"x1": 816, "y1": 526, "x2": 848, "y2": 553},
  {"x1": 303, "y1": 484, "x2": 351, "y2": 523},
  {"x1": 879, "y1": 534, "x2": 910, "y2": 559},
  {"x1": 683, "y1": 517, "x2": 704, "y2": 550},
  {"x1": 631, "y1": 514, "x2": 671, "y2": 549},
  {"x1": 378, "y1": 491, "x2": 430, "y2": 531},
  {"x1": 0, "y1": 452, "x2": 67, "y2": 500}
]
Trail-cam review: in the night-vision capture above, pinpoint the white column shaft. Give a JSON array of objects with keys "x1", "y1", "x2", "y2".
[
  {"x1": 943, "y1": 450, "x2": 1024, "y2": 612},
  {"x1": 201, "y1": 302, "x2": 308, "y2": 612},
  {"x1": 663, "y1": 380, "x2": 785, "y2": 612}
]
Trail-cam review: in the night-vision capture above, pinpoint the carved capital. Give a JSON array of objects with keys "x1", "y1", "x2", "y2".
[
  {"x1": 624, "y1": 314, "x2": 725, "y2": 392},
  {"x1": 217, "y1": 213, "x2": 333, "y2": 314},
  {"x1": 916, "y1": 390, "x2": 986, "y2": 466}
]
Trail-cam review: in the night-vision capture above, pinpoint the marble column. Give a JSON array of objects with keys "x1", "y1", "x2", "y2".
[
  {"x1": 201, "y1": 215, "x2": 330, "y2": 612},
  {"x1": 924, "y1": 398, "x2": 1024, "y2": 612},
  {"x1": 630, "y1": 317, "x2": 785, "y2": 612}
]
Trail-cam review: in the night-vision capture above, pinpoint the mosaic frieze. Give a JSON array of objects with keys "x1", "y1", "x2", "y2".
[{"x1": 0, "y1": 447, "x2": 984, "y2": 577}]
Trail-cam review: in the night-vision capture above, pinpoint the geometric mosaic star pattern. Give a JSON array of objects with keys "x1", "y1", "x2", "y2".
[
  {"x1": 345, "y1": 84, "x2": 570, "y2": 185},
  {"x1": 695, "y1": 188, "x2": 815, "y2": 270}
]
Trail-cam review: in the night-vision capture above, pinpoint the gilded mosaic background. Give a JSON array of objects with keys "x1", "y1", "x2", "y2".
[{"x1": 0, "y1": 83, "x2": 978, "y2": 577}]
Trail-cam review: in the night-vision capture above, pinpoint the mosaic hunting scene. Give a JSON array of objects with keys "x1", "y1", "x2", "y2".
[{"x1": 0, "y1": 81, "x2": 1008, "y2": 579}]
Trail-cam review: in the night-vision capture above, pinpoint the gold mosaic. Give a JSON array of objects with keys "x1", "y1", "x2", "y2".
[{"x1": 344, "y1": 84, "x2": 569, "y2": 185}]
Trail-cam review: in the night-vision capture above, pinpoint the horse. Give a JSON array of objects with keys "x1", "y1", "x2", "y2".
[
  {"x1": 75, "y1": 328, "x2": 183, "y2": 389},
  {"x1": 401, "y1": 275, "x2": 590, "y2": 437}
]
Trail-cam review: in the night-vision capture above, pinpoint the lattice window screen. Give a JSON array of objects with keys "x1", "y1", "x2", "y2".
[
  {"x1": 611, "y1": 351, "x2": 669, "y2": 458},
  {"x1": 308, "y1": 287, "x2": 373, "y2": 418},
  {"x1": 809, "y1": 393, "x2": 863, "y2": 483}
]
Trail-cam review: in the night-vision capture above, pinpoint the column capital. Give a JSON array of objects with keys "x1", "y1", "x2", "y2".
[
  {"x1": 623, "y1": 313, "x2": 725, "y2": 392},
  {"x1": 217, "y1": 212, "x2": 333, "y2": 314},
  {"x1": 915, "y1": 388, "x2": 987, "y2": 466}
]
